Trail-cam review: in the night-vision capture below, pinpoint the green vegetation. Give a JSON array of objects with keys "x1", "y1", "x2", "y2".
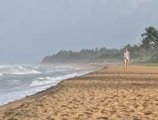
[
  {"x1": 126, "y1": 26, "x2": 158, "y2": 63},
  {"x1": 42, "y1": 26, "x2": 158, "y2": 64},
  {"x1": 42, "y1": 48, "x2": 122, "y2": 64}
]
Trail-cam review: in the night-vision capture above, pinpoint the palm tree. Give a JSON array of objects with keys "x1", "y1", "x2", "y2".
[{"x1": 141, "y1": 26, "x2": 158, "y2": 50}]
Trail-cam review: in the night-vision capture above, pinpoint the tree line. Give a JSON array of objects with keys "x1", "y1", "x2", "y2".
[
  {"x1": 42, "y1": 26, "x2": 158, "y2": 64},
  {"x1": 125, "y1": 26, "x2": 158, "y2": 63}
]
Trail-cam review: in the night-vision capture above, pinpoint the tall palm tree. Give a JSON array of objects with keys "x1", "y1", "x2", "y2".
[{"x1": 141, "y1": 26, "x2": 158, "y2": 50}]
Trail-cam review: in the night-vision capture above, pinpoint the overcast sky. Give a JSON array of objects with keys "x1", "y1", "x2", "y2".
[{"x1": 0, "y1": 0, "x2": 158, "y2": 64}]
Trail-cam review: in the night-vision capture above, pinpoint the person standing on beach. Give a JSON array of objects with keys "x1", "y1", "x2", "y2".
[{"x1": 124, "y1": 48, "x2": 130, "y2": 70}]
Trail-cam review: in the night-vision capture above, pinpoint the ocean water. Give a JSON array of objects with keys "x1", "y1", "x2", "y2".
[{"x1": 0, "y1": 64, "x2": 98, "y2": 106}]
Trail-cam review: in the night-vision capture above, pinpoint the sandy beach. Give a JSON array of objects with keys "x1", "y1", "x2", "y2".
[{"x1": 0, "y1": 64, "x2": 158, "y2": 120}]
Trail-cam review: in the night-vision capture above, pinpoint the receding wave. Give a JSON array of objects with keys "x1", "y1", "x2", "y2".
[
  {"x1": 0, "y1": 65, "x2": 41, "y2": 75},
  {"x1": 31, "y1": 73, "x2": 84, "y2": 87}
]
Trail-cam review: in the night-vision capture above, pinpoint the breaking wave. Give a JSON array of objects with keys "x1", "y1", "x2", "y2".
[
  {"x1": 31, "y1": 73, "x2": 85, "y2": 87},
  {"x1": 0, "y1": 64, "x2": 97, "y2": 106}
]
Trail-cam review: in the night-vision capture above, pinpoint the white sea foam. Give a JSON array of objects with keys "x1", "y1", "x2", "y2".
[
  {"x1": 0, "y1": 65, "x2": 41, "y2": 75},
  {"x1": 0, "y1": 85, "x2": 52, "y2": 106},
  {"x1": 31, "y1": 73, "x2": 83, "y2": 87},
  {"x1": 12, "y1": 69, "x2": 41, "y2": 75}
]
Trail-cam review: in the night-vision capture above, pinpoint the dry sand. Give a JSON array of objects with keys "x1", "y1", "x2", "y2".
[{"x1": 0, "y1": 64, "x2": 158, "y2": 120}]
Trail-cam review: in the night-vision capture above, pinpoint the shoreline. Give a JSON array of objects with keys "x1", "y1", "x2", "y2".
[
  {"x1": 0, "y1": 63, "x2": 102, "y2": 107},
  {"x1": 1, "y1": 64, "x2": 158, "y2": 119},
  {"x1": 0, "y1": 63, "x2": 103, "y2": 107}
]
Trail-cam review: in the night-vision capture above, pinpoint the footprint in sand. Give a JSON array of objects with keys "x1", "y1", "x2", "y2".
[
  {"x1": 97, "y1": 116, "x2": 108, "y2": 120},
  {"x1": 61, "y1": 113, "x2": 69, "y2": 120},
  {"x1": 46, "y1": 116, "x2": 55, "y2": 120},
  {"x1": 131, "y1": 114, "x2": 142, "y2": 120},
  {"x1": 76, "y1": 113, "x2": 89, "y2": 120}
]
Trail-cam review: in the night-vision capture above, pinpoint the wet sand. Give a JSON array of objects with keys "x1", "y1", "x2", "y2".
[{"x1": 0, "y1": 64, "x2": 158, "y2": 120}]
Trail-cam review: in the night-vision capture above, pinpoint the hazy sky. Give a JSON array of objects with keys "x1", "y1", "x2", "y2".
[{"x1": 0, "y1": 0, "x2": 158, "y2": 64}]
